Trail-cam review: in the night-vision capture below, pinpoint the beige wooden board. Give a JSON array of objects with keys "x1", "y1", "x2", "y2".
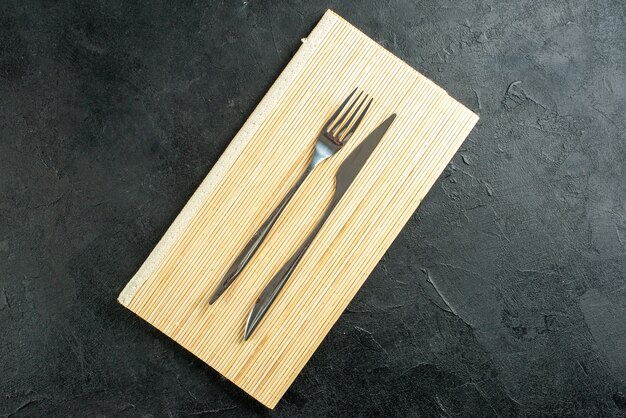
[{"x1": 118, "y1": 9, "x2": 478, "y2": 408}]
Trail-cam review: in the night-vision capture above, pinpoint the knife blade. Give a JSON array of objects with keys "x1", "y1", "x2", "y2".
[{"x1": 244, "y1": 114, "x2": 397, "y2": 340}]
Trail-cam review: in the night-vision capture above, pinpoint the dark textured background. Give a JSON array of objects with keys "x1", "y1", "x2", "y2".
[{"x1": 1, "y1": 0, "x2": 625, "y2": 416}]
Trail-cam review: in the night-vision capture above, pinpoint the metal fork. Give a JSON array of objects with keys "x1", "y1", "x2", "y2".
[{"x1": 209, "y1": 88, "x2": 373, "y2": 304}]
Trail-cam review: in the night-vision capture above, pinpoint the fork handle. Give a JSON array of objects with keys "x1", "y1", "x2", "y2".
[{"x1": 222, "y1": 167, "x2": 313, "y2": 283}]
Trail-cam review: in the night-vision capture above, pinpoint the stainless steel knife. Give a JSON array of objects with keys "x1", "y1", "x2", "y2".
[{"x1": 244, "y1": 114, "x2": 397, "y2": 340}]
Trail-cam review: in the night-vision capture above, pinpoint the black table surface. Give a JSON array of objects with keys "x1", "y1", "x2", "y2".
[{"x1": 2, "y1": 1, "x2": 625, "y2": 416}]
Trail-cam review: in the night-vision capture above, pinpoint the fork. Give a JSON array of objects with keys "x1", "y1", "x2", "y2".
[{"x1": 208, "y1": 88, "x2": 373, "y2": 304}]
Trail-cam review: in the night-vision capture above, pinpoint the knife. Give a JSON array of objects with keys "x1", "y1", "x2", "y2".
[{"x1": 244, "y1": 114, "x2": 397, "y2": 340}]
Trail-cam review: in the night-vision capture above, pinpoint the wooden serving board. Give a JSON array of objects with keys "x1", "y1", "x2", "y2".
[{"x1": 118, "y1": 10, "x2": 478, "y2": 408}]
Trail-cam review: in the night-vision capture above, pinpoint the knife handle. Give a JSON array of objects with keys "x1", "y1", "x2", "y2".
[
  {"x1": 276, "y1": 195, "x2": 339, "y2": 280},
  {"x1": 245, "y1": 195, "x2": 340, "y2": 338}
]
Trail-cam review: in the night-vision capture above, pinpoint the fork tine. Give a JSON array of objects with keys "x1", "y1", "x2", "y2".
[
  {"x1": 334, "y1": 94, "x2": 369, "y2": 142},
  {"x1": 329, "y1": 91, "x2": 364, "y2": 136},
  {"x1": 337, "y1": 96, "x2": 372, "y2": 144},
  {"x1": 322, "y1": 88, "x2": 357, "y2": 133}
]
